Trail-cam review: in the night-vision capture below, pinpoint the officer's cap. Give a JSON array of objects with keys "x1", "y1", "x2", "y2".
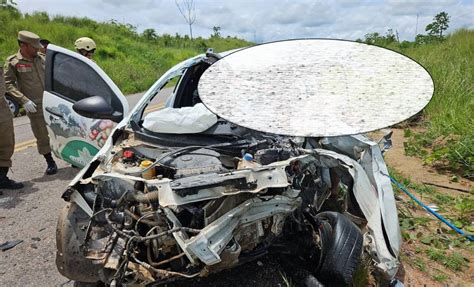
[{"x1": 18, "y1": 31, "x2": 43, "y2": 49}]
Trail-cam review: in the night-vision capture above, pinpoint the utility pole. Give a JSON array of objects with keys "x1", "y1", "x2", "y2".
[{"x1": 415, "y1": 13, "x2": 419, "y2": 39}]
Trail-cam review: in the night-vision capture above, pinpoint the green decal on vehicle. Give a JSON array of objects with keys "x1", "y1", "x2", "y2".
[{"x1": 60, "y1": 140, "x2": 99, "y2": 168}]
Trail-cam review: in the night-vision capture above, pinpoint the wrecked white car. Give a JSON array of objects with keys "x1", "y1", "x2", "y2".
[{"x1": 47, "y1": 40, "x2": 433, "y2": 286}]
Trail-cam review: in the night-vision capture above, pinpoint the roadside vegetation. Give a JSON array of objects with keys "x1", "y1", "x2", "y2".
[
  {"x1": 389, "y1": 169, "x2": 473, "y2": 285},
  {"x1": 0, "y1": 5, "x2": 251, "y2": 94},
  {"x1": 360, "y1": 13, "x2": 473, "y2": 179},
  {"x1": 397, "y1": 31, "x2": 473, "y2": 180}
]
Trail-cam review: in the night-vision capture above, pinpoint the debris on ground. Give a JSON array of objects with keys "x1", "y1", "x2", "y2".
[{"x1": 0, "y1": 239, "x2": 23, "y2": 251}]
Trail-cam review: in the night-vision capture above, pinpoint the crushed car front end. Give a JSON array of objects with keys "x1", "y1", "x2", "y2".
[{"x1": 56, "y1": 128, "x2": 401, "y2": 286}]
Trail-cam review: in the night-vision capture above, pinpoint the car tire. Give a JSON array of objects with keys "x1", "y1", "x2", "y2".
[
  {"x1": 314, "y1": 211, "x2": 363, "y2": 286},
  {"x1": 5, "y1": 95, "x2": 20, "y2": 117},
  {"x1": 56, "y1": 202, "x2": 102, "y2": 283}
]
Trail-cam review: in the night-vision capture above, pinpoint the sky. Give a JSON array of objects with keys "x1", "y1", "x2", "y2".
[{"x1": 15, "y1": 0, "x2": 474, "y2": 42}]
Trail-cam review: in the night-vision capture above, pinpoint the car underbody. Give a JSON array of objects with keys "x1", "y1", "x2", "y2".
[{"x1": 56, "y1": 126, "x2": 401, "y2": 286}]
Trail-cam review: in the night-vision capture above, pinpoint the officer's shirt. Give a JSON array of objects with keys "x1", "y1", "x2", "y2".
[{"x1": 4, "y1": 51, "x2": 45, "y2": 106}]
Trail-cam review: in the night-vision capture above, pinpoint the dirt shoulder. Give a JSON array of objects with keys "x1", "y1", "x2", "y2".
[
  {"x1": 384, "y1": 128, "x2": 473, "y2": 194},
  {"x1": 382, "y1": 128, "x2": 473, "y2": 286}
]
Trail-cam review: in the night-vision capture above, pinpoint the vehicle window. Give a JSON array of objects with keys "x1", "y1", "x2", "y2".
[
  {"x1": 51, "y1": 53, "x2": 122, "y2": 112},
  {"x1": 142, "y1": 76, "x2": 181, "y2": 118},
  {"x1": 172, "y1": 63, "x2": 208, "y2": 109}
]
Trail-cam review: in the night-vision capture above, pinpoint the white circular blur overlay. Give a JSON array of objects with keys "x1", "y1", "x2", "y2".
[{"x1": 198, "y1": 39, "x2": 434, "y2": 137}]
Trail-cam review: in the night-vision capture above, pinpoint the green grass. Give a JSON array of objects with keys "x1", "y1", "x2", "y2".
[
  {"x1": 426, "y1": 247, "x2": 444, "y2": 262},
  {"x1": 427, "y1": 248, "x2": 468, "y2": 271},
  {"x1": 0, "y1": 7, "x2": 252, "y2": 94},
  {"x1": 415, "y1": 248, "x2": 468, "y2": 277},
  {"x1": 387, "y1": 30, "x2": 474, "y2": 178},
  {"x1": 352, "y1": 256, "x2": 370, "y2": 287},
  {"x1": 413, "y1": 257, "x2": 427, "y2": 272},
  {"x1": 432, "y1": 272, "x2": 448, "y2": 283}
]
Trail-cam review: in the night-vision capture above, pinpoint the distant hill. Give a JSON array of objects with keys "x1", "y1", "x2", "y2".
[{"x1": 0, "y1": 6, "x2": 252, "y2": 94}]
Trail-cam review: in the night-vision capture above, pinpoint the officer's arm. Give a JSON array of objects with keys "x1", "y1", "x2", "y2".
[
  {"x1": 3, "y1": 62, "x2": 29, "y2": 105},
  {"x1": 0, "y1": 67, "x2": 5, "y2": 98}
]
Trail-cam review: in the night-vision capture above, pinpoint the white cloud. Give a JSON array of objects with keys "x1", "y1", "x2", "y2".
[{"x1": 15, "y1": 0, "x2": 474, "y2": 42}]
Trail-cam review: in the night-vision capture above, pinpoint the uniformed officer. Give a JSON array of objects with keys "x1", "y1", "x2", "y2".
[
  {"x1": 74, "y1": 37, "x2": 96, "y2": 59},
  {"x1": 39, "y1": 39, "x2": 50, "y2": 54},
  {"x1": 0, "y1": 63, "x2": 24, "y2": 189},
  {"x1": 4, "y1": 31, "x2": 57, "y2": 175}
]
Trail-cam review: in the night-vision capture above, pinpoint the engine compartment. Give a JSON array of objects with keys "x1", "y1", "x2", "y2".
[
  {"x1": 57, "y1": 128, "x2": 401, "y2": 286},
  {"x1": 63, "y1": 131, "x2": 341, "y2": 283}
]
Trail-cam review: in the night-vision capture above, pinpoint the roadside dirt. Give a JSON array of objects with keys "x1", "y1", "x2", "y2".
[
  {"x1": 384, "y1": 128, "x2": 473, "y2": 194},
  {"x1": 382, "y1": 128, "x2": 474, "y2": 286}
]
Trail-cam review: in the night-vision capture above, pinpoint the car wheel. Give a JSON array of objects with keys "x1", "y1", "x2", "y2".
[
  {"x1": 314, "y1": 211, "x2": 363, "y2": 286},
  {"x1": 5, "y1": 95, "x2": 20, "y2": 117},
  {"x1": 56, "y1": 202, "x2": 102, "y2": 283}
]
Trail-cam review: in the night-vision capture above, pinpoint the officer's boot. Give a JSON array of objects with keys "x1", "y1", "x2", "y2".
[
  {"x1": 44, "y1": 153, "x2": 58, "y2": 175},
  {"x1": 0, "y1": 166, "x2": 24, "y2": 189}
]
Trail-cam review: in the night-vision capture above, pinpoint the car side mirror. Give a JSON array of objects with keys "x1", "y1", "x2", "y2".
[{"x1": 72, "y1": 96, "x2": 123, "y2": 122}]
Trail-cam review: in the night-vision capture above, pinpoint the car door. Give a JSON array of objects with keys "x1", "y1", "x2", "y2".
[{"x1": 43, "y1": 44, "x2": 129, "y2": 168}]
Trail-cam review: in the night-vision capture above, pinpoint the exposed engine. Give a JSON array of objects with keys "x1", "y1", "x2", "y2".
[{"x1": 68, "y1": 132, "x2": 340, "y2": 285}]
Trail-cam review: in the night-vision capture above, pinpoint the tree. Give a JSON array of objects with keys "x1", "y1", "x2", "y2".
[
  {"x1": 211, "y1": 26, "x2": 221, "y2": 38},
  {"x1": 1, "y1": 0, "x2": 20, "y2": 17},
  {"x1": 175, "y1": 0, "x2": 196, "y2": 39},
  {"x1": 364, "y1": 32, "x2": 381, "y2": 45},
  {"x1": 415, "y1": 34, "x2": 437, "y2": 45},
  {"x1": 385, "y1": 28, "x2": 397, "y2": 43},
  {"x1": 364, "y1": 29, "x2": 397, "y2": 46},
  {"x1": 142, "y1": 28, "x2": 158, "y2": 40},
  {"x1": 425, "y1": 12, "x2": 450, "y2": 38},
  {"x1": 1, "y1": 0, "x2": 17, "y2": 7}
]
